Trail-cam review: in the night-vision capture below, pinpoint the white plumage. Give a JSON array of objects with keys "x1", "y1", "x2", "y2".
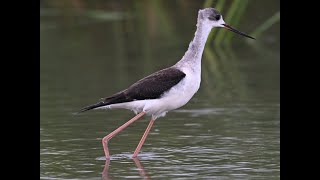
[
  {"x1": 100, "y1": 64, "x2": 202, "y2": 119},
  {"x1": 79, "y1": 8, "x2": 254, "y2": 159},
  {"x1": 95, "y1": 9, "x2": 219, "y2": 119}
]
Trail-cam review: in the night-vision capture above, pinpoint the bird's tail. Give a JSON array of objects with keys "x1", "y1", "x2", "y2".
[
  {"x1": 75, "y1": 91, "x2": 130, "y2": 115},
  {"x1": 77, "y1": 101, "x2": 110, "y2": 113}
]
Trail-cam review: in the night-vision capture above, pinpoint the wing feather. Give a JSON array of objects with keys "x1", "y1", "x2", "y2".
[{"x1": 78, "y1": 67, "x2": 186, "y2": 113}]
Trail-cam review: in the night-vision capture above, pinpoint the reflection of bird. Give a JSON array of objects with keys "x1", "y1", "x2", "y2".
[
  {"x1": 101, "y1": 159, "x2": 110, "y2": 180},
  {"x1": 132, "y1": 158, "x2": 150, "y2": 179},
  {"x1": 79, "y1": 8, "x2": 254, "y2": 159},
  {"x1": 102, "y1": 158, "x2": 150, "y2": 180}
]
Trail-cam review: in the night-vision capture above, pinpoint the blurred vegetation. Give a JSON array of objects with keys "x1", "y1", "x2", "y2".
[
  {"x1": 250, "y1": 11, "x2": 280, "y2": 39},
  {"x1": 40, "y1": 0, "x2": 279, "y2": 104},
  {"x1": 204, "y1": 0, "x2": 279, "y2": 44}
]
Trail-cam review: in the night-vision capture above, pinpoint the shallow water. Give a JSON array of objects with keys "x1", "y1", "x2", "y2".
[{"x1": 40, "y1": 1, "x2": 279, "y2": 179}]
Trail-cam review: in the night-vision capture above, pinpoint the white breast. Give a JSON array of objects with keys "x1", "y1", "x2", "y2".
[{"x1": 142, "y1": 67, "x2": 201, "y2": 118}]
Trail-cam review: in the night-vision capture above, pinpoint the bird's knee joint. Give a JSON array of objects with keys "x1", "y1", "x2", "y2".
[{"x1": 102, "y1": 135, "x2": 111, "y2": 143}]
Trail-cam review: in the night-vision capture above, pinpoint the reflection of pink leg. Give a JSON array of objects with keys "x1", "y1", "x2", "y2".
[
  {"x1": 133, "y1": 158, "x2": 150, "y2": 180},
  {"x1": 102, "y1": 159, "x2": 110, "y2": 180},
  {"x1": 102, "y1": 112, "x2": 146, "y2": 159},
  {"x1": 132, "y1": 119, "x2": 155, "y2": 158}
]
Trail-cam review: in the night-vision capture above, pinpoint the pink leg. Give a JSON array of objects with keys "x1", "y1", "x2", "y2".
[
  {"x1": 102, "y1": 111, "x2": 146, "y2": 159},
  {"x1": 132, "y1": 119, "x2": 155, "y2": 158}
]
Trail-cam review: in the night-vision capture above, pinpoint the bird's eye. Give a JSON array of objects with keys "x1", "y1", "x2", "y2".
[
  {"x1": 208, "y1": 14, "x2": 221, "y2": 21},
  {"x1": 215, "y1": 14, "x2": 221, "y2": 20}
]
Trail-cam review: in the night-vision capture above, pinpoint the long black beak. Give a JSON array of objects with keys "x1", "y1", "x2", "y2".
[{"x1": 222, "y1": 24, "x2": 255, "y2": 40}]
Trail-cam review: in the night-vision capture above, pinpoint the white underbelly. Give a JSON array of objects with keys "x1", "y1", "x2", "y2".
[{"x1": 98, "y1": 69, "x2": 201, "y2": 119}]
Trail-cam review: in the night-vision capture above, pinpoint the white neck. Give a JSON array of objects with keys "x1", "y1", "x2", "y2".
[{"x1": 175, "y1": 20, "x2": 212, "y2": 71}]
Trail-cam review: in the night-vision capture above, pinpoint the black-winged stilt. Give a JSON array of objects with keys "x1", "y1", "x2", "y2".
[{"x1": 78, "y1": 7, "x2": 254, "y2": 159}]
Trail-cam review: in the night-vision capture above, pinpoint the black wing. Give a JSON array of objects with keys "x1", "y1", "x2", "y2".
[{"x1": 78, "y1": 67, "x2": 186, "y2": 113}]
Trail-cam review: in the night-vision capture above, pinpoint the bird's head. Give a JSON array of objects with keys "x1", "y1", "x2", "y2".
[{"x1": 198, "y1": 8, "x2": 255, "y2": 39}]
